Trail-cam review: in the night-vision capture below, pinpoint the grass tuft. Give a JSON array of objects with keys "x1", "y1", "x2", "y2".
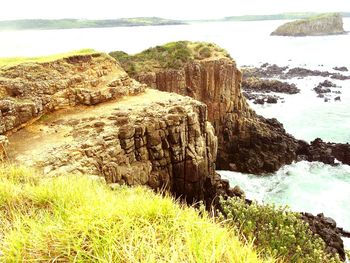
[{"x1": 0, "y1": 164, "x2": 271, "y2": 262}]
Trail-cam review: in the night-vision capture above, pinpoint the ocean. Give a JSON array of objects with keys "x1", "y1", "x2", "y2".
[{"x1": 1, "y1": 18, "x2": 349, "y2": 248}]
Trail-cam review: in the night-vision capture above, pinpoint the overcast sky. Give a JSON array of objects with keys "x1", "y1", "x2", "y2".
[{"x1": 1, "y1": 0, "x2": 349, "y2": 20}]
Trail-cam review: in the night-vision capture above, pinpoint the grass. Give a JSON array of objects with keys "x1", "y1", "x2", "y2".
[
  {"x1": 0, "y1": 48, "x2": 98, "y2": 69},
  {"x1": 109, "y1": 41, "x2": 232, "y2": 76},
  {"x1": 0, "y1": 164, "x2": 272, "y2": 263}
]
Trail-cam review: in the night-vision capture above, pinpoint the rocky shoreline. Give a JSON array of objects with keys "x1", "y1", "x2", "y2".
[{"x1": 242, "y1": 62, "x2": 349, "y2": 102}]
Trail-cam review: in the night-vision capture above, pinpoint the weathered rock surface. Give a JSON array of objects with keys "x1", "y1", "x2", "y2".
[
  {"x1": 0, "y1": 53, "x2": 145, "y2": 135},
  {"x1": 271, "y1": 13, "x2": 346, "y2": 36},
  {"x1": 1, "y1": 54, "x2": 236, "y2": 204}
]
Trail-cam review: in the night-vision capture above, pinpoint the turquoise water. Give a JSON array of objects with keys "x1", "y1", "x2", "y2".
[{"x1": 1, "y1": 18, "x2": 350, "y2": 250}]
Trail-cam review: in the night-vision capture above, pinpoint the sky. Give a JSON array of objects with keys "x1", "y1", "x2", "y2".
[{"x1": 0, "y1": 0, "x2": 349, "y2": 20}]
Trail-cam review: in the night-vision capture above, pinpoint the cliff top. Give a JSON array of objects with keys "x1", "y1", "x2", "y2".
[
  {"x1": 109, "y1": 41, "x2": 232, "y2": 75},
  {"x1": 271, "y1": 13, "x2": 345, "y2": 36},
  {"x1": 0, "y1": 49, "x2": 103, "y2": 69}
]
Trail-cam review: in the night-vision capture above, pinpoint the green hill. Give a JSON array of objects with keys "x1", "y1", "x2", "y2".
[{"x1": 0, "y1": 17, "x2": 185, "y2": 31}]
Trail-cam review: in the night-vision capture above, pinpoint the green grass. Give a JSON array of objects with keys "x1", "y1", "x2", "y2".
[
  {"x1": 0, "y1": 164, "x2": 271, "y2": 263},
  {"x1": 109, "y1": 41, "x2": 232, "y2": 76},
  {"x1": 0, "y1": 48, "x2": 97, "y2": 68},
  {"x1": 219, "y1": 197, "x2": 341, "y2": 262}
]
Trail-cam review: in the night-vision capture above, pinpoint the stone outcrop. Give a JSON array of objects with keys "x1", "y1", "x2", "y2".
[
  {"x1": 242, "y1": 77, "x2": 300, "y2": 94},
  {"x1": 298, "y1": 138, "x2": 350, "y2": 166},
  {"x1": 132, "y1": 57, "x2": 301, "y2": 174},
  {"x1": 271, "y1": 13, "x2": 346, "y2": 36},
  {"x1": 1, "y1": 53, "x2": 236, "y2": 204},
  {"x1": 0, "y1": 53, "x2": 145, "y2": 135}
]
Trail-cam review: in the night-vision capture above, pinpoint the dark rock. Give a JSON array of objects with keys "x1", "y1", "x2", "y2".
[
  {"x1": 266, "y1": 96, "x2": 278, "y2": 104},
  {"x1": 242, "y1": 77, "x2": 300, "y2": 94},
  {"x1": 298, "y1": 138, "x2": 350, "y2": 166},
  {"x1": 254, "y1": 98, "x2": 265, "y2": 105},
  {"x1": 318, "y1": 80, "x2": 336, "y2": 88},
  {"x1": 333, "y1": 66, "x2": 348, "y2": 72}
]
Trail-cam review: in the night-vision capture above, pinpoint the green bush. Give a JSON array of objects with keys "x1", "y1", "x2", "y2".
[
  {"x1": 198, "y1": 47, "x2": 212, "y2": 59},
  {"x1": 219, "y1": 197, "x2": 341, "y2": 263}
]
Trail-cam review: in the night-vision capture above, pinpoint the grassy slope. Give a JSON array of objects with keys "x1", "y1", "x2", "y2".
[
  {"x1": 0, "y1": 165, "x2": 271, "y2": 262},
  {"x1": 0, "y1": 49, "x2": 98, "y2": 68},
  {"x1": 109, "y1": 41, "x2": 232, "y2": 76},
  {"x1": 0, "y1": 17, "x2": 185, "y2": 31}
]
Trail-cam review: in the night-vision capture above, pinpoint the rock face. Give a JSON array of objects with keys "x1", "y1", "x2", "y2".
[
  {"x1": 0, "y1": 53, "x2": 145, "y2": 135},
  {"x1": 133, "y1": 58, "x2": 300, "y2": 174},
  {"x1": 1, "y1": 54, "x2": 235, "y2": 204},
  {"x1": 271, "y1": 13, "x2": 345, "y2": 36}
]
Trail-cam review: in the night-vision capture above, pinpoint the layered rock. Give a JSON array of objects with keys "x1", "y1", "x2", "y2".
[
  {"x1": 1, "y1": 52, "x2": 235, "y2": 204},
  {"x1": 271, "y1": 13, "x2": 346, "y2": 36},
  {"x1": 0, "y1": 53, "x2": 145, "y2": 135}
]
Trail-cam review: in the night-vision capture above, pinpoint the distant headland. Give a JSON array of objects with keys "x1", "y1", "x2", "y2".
[{"x1": 271, "y1": 13, "x2": 346, "y2": 36}]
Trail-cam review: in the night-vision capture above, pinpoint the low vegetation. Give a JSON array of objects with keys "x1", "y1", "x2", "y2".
[
  {"x1": 0, "y1": 164, "x2": 271, "y2": 262},
  {"x1": 109, "y1": 41, "x2": 232, "y2": 76},
  {"x1": 219, "y1": 197, "x2": 341, "y2": 262},
  {"x1": 0, "y1": 48, "x2": 97, "y2": 68}
]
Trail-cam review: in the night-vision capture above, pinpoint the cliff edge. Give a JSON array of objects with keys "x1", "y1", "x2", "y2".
[
  {"x1": 271, "y1": 13, "x2": 346, "y2": 36},
  {"x1": 0, "y1": 52, "x2": 234, "y2": 203}
]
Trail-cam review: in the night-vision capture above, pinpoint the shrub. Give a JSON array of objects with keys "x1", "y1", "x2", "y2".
[
  {"x1": 198, "y1": 46, "x2": 212, "y2": 59},
  {"x1": 219, "y1": 197, "x2": 341, "y2": 263}
]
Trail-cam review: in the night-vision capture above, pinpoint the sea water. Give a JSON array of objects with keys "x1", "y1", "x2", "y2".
[{"x1": 1, "y1": 18, "x2": 349, "y2": 249}]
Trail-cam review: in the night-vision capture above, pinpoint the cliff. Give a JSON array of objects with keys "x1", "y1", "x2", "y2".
[
  {"x1": 111, "y1": 42, "x2": 301, "y2": 174},
  {"x1": 0, "y1": 53, "x2": 234, "y2": 203},
  {"x1": 271, "y1": 13, "x2": 346, "y2": 36}
]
